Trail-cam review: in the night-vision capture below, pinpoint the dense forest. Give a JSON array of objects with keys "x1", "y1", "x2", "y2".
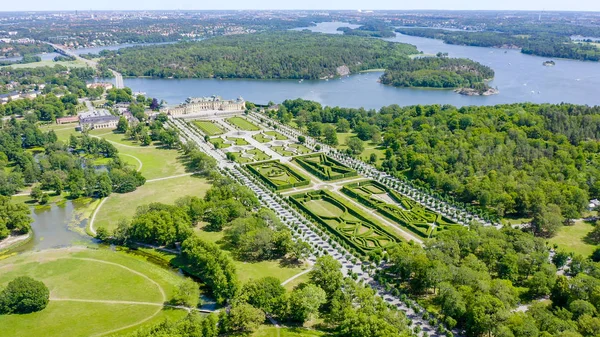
[
  {"x1": 99, "y1": 31, "x2": 419, "y2": 80},
  {"x1": 276, "y1": 99, "x2": 600, "y2": 226},
  {"x1": 380, "y1": 226, "x2": 600, "y2": 337},
  {"x1": 337, "y1": 24, "x2": 396, "y2": 38},
  {"x1": 395, "y1": 28, "x2": 600, "y2": 62},
  {"x1": 380, "y1": 56, "x2": 495, "y2": 91}
]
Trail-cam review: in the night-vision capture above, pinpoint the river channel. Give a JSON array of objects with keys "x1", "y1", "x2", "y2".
[{"x1": 115, "y1": 22, "x2": 600, "y2": 109}]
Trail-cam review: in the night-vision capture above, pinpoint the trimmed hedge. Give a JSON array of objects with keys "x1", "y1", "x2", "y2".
[
  {"x1": 342, "y1": 180, "x2": 461, "y2": 238},
  {"x1": 293, "y1": 153, "x2": 357, "y2": 181},
  {"x1": 247, "y1": 160, "x2": 310, "y2": 191},
  {"x1": 289, "y1": 189, "x2": 400, "y2": 255}
]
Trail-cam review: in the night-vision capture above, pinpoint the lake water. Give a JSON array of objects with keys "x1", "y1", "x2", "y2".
[
  {"x1": 109, "y1": 22, "x2": 600, "y2": 108},
  {"x1": 12, "y1": 200, "x2": 94, "y2": 253}
]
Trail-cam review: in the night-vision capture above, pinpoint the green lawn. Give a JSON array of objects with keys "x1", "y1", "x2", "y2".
[
  {"x1": 229, "y1": 137, "x2": 249, "y2": 145},
  {"x1": 264, "y1": 131, "x2": 288, "y2": 140},
  {"x1": 94, "y1": 175, "x2": 211, "y2": 232},
  {"x1": 247, "y1": 149, "x2": 271, "y2": 162},
  {"x1": 336, "y1": 132, "x2": 385, "y2": 165},
  {"x1": 253, "y1": 133, "x2": 273, "y2": 143},
  {"x1": 210, "y1": 137, "x2": 231, "y2": 149},
  {"x1": 39, "y1": 124, "x2": 79, "y2": 143},
  {"x1": 549, "y1": 220, "x2": 598, "y2": 257},
  {"x1": 271, "y1": 146, "x2": 295, "y2": 157},
  {"x1": 227, "y1": 117, "x2": 260, "y2": 131},
  {"x1": 192, "y1": 121, "x2": 224, "y2": 136},
  {"x1": 0, "y1": 248, "x2": 187, "y2": 337},
  {"x1": 195, "y1": 228, "x2": 308, "y2": 285}
]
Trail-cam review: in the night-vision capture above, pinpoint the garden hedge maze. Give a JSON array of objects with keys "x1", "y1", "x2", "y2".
[
  {"x1": 247, "y1": 160, "x2": 310, "y2": 191},
  {"x1": 293, "y1": 153, "x2": 357, "y2": 181},
  {"x1": 289, "y1": 190, "x2": 400, "y2": 255},
  {"x1": 342, "y1": 180, "x2": 461, "y2": 238}
]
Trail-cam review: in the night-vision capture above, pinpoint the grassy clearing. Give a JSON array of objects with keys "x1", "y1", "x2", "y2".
[
  {"x1": 548, "y1": 220, "x2": 598, "y2": 257},
  {"x1": 335, "y1": 132, "x2": 385, "y2": 165},
  {"x1": 94, "y1": 175, "x2": 211, "y2": 232},
  {"x1": 39, "y1": 123, "x2": 79, "y2": 143},
  {"x1": 227, "y1": 117, "x2": 260, "y2": 131},
  {"x1": 195, "y1": 228, "x2": 308, "y2": 285},
  {"x1": 192, "y1": 120, "x2": 224, "y2": 136},
  {"x1": 0, "y1": 248, "x2": 187, "y2": 337}
]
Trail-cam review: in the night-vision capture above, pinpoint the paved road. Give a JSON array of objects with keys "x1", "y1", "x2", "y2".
[{"x1": 47, "y1": 42, "x2": 124, "y2": 89}]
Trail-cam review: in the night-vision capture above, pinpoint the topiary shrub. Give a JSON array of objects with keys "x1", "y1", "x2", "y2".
[{"x1": 0, "y1": 276, "x2": 50, "y2": 314}]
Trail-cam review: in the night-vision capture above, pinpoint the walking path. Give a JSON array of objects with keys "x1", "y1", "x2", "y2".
[
  {"x1": 89, "y1": 198, "x2": 108, "y2": 236},
  {"x1": 146, "y1": 172, "x2": 195, "y2": 183},
  {"x1": 119, "y1": 153, "x2": 143, "y2": 172},
  {"x1": 280, "y1": 268, "x2": 313, "y2": 286}
]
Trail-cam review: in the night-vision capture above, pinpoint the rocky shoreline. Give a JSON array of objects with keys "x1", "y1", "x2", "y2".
[{"x1": 455, "y1": 87, "x2": 499, "y2": 96}]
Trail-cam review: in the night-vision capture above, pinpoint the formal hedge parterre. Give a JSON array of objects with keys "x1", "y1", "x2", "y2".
[
  {"x1": 342, "y1": 180, "x2": 461, "y2": 238},
  {"x1": 293, "y1": 153, "x2": 357, "y2": 181},
  {"x1": 247, "y1": 160, "x2": 310, "y2": 191},
  {"x1": 289, "y1": 190, "x2": 400, "y2": 255}
]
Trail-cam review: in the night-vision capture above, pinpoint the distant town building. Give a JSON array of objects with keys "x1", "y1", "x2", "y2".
[
  {"x1": 56, "y1": 115, "x2": 79, "y2": 124},
  {"x1": 590, "y1": 199, "x2": 600, "y2": 211},
  {"x1": 86, "y1": 82, "x2": 114, "y2": 90},
  {"x1": 79, "y1": 109, "x2": 118, "y2": 130},
  {"x1": 168, "y1": 96, "x2": 245, "y2": 117}
]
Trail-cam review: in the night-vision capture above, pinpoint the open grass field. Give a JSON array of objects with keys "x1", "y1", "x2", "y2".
[
  {"x1": 227, "y1": 117, "x2": 261, "y2": 131},
  {"x1": 290, "y1": 190, "x2": 400, "y2": 255},
  {"x1": 0, "y1": 248, "x2": 187, "y2": 337},
  {"x1": 94, "y1": 175, "x2": 211, "y2": 232},
  {"x1": 192, "y1": 120, "x2": 224, "y2": 136},
  {"x1": 549, "y1": 220, "x2": 598, "y2": 257},
  {"x1": 247, "y1": 161, "x2": 309, "y2": 191}
]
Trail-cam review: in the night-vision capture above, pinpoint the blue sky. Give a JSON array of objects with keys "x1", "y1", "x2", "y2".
[{"x1": 2, "y1": 0, "x2": 600, "y2": 12}]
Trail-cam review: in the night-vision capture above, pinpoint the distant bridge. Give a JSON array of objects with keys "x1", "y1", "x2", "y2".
[{"x1": 49, "y1": 43, "x2": 124, "y2": 89}]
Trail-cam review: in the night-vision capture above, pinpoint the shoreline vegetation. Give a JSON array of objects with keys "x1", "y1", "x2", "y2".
[{"x1": 395, "y1": 27, "x2": 600, "y2": 62}]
